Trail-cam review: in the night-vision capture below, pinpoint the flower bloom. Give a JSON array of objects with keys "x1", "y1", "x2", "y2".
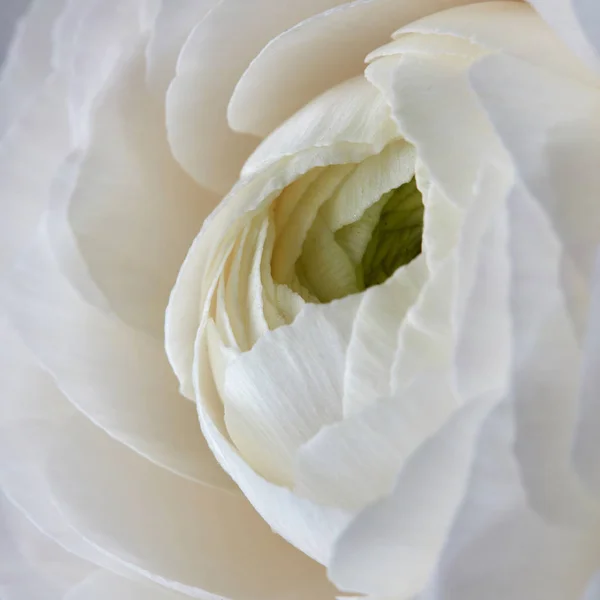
[{"x1": 2, "y1": 1, "x2": 600, "y2": 599}]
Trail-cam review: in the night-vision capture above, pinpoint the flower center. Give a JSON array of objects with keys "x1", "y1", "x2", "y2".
[{"x1": 294, "y1": 177, "x2": 423, "y2": 302}]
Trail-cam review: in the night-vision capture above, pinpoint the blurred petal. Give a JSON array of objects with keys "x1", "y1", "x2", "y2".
[
  {"x1": 62, "y1": 49, "x2": 219, "y2": 338},
  {"x1": 64, "y1": 571, "x2": 188, "y2": 600},
  {"x1": 420, "y1": 402, "x2": 600, "y2": 600},
  {"x1": 0, "y1": 0, "x2": 65, "y2": 137},
  {"x1": 48, "y1": 414, "x2": 337, "y2": 599},
  {"x1": 527, "y1": 0, "x2": 600, "y2": 73},
  {"x1": 470, "y1": 55, "x2": 600, "y2": 514},
  {"x1": 166, "y1": 0, "x2": 353, "y2": 194},
  {"x1": 0, "y1": 491, "x2": 92, "y2": 600},
  {"x1": 2, "y1": 227, "x2": 234, "y2": 490},
  {"x1": 328, "y1": 396, "x2": 495, "y2": 598},
  {"x1": 228, "y1": 0, "x2": 489, "y2": 137},
  {"x1": 145, "y1": 0, "x2": 218, "y2": 98}
]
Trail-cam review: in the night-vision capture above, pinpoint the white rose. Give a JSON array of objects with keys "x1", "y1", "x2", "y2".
[{"x1": 2, "y1": 1, "x2": 600, "y2": 599}]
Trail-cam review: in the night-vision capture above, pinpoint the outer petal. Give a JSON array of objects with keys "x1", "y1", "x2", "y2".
[
  {"x1": 0, "y1": 490, "x2": 92, "y2": 600},
  {"x1": 166, "y1": 0, "x2": 355, "y2": 194},
  {"x1": 47, "y1": 414, "x2": 337, "y2": 600},
  {"x1": 419, "y1": 402, "x2": 600, "y2": 600},
  {"x1": 470, "y1": 55, "x2": 600, "y2": 513},
  {"x1": 227, "y1": 0, "x2": 493, "y2": 137},
  {"x1": 526, "y1": 0, "x2": 600, "y2": 73},
  {"x1": 328, "y1": 396, "x2": 496, "y2": 598},
  {"x1": 60, "y1": 48, "x2": 219, "y2": 339},
  {"x1": 2, "y1": 226, "x2": 233, "y2": 490},
  {"x1": 0, "y1": 0, "x2": 65, "y2": 138}
]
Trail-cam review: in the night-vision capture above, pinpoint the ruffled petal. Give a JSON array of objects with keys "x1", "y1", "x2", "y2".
[{"x1": 222, "y1": 295, "x2": 361, "y2": 485}]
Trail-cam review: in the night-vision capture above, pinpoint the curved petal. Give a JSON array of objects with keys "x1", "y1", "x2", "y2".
[
  {"x1": 227, "y1": 0, "x2": 489, "y2": 137},
  {"x1": 195, "y1": 328, "x2": 354, "y2": 566},
  {"x1": 419, "y1": 401, "x2": 600, "y2": 600},
  {"x1": 470, "y1": 55, "x2": 600, "y2": 514},
  {"x1": 527, "y1": 0, "x2": 600, "y2": 73},
  {"x1": 0, "y1": 0, "x2": 65, "y2": 138},
  {"x1": 0, "y1": 490, "x2": 92, "y2": 600},
  {"x1": 62, "y1": 48, "x2": 219, "y2": 338},
  {"x1": 64, "y1": 571, "x2": 188, "y2": 600},
  {"x1": 328, "y1": 396, "x2": 495, "y2": 598},
  {"x1": 166, "y1": 75, "x2": 399, "y2": 398},
  {"x1": 47, "y1": 414, "x2": 337, "y2": 600},
  {"x1": 1, "y1": 227, "x2": 234, "y2": 490},
  {"x1": 144, "y1": 0, "x2": 218, "y2": 98},
  {"x1": 342, "y1": 256, "x2": 427, "y2": 417},
  {"x1": 222, "y1": 295, "x2": 360, "y2": 485},
  {"x1": 294, "y1": 372, "x2": 458, "y2": 511},
  {"x1": 166, "y1": 0, "x2": 353, "y2": 194}
]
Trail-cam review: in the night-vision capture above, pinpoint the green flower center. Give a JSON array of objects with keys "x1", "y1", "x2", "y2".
[{"x1": 295, "y1": 177, "x2": 423, "y2": 302}]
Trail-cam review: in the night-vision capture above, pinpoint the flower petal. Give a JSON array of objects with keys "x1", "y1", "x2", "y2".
[
  {"x1": 48, "y1": 414, "x2": 337, "y2": 599},
  {"x1": 420, "y1": 401, "x2": 600, "y2": 600},
  {"x1": 2, "y1": 227, "x2": 234, "y2": 490},
  {"x1": 328, "y1": 396, "x2": 495, "y2": 598},
  {"x1": 294, "y1": 372, "x2": 458, "y2": 511},
  {"x1": 227, "y1": 0, "x2": 489, "y2": 137},
  {"x1": 195, "y1": 328, "x2": 354, "y2": 565},
  {"x1": 166, "y1": 0, "x2": 354, "y2": 194},
  {"x1": 527, "y1": 0, "x2": 600, "y2": 73},
  {"x1": 222, "y1": 294, "x2": 360, "y2": 485},
  {"x1": 0, "y1": 0, "x2": 65, "y2": 138},
  {"x1": 60, "y1": 49, "x2": 219, "y2": 339}
]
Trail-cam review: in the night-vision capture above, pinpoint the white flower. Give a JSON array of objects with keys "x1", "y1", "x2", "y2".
[{"x1": 2, "y1": 1, "x2": 600, "y2": 600}]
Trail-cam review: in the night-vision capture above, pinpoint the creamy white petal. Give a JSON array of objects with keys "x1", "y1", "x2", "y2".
[
  {"x1": 243, "y1": 75, "x2": 399, "y2": 179},
  {"x1": 64, "y1": 571, "x2": 189, "y2": 600},
  {"x1": 366, "y1": 52, "x2": 504, "y2": 209},
  {"x1": 227, "y1": 0, "x2": 488, "y2": 137},
  {"x1": 166, "y1": 75, "x2": 399, "y2": 398},
  {"x1": 223, "y1": 294, "x2": 360, "y2": 485},
  {"x1": 60, "y1": 49, "x2": 219, "y2": 338},
  {"x1": 144, "y1": 0, "x2": 218, "y2": 98},
  {"x1": 328, "y1": 396, "x2": 495, "y2": 597},
  {"x1": 0, "y1": 490, "x2": 92, "y2": 600},
  {"x1": 166, "y1": 0, "x2": 352, "y2": 194},
  {"x1": 393, "y1": 2, "x2": 597, "y2": 85},
  {"x1": 420, "y1": 402, "x2": 600, "y2": 600},
  {"x1": 195, "y1": 328, "x2": 354, "y2": 565},
  {"x1": 294, "y1": 372, "x2": 458, "y2": 511},
  {"x1": 343, "y1": 256, "x2": 427, "y2": 417},
  {"x1": 0, "y1": 73, "x2": 70, "y2": 274},
  {"x1": 2, "y1": 228, "x2": 234, "y2": 490},
  {"x1": 49, "y1": 414, "x2": 336, "y2": 599},
  {"x1": 453, "y1": 165, "x2": 512, "y2": 401}
]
